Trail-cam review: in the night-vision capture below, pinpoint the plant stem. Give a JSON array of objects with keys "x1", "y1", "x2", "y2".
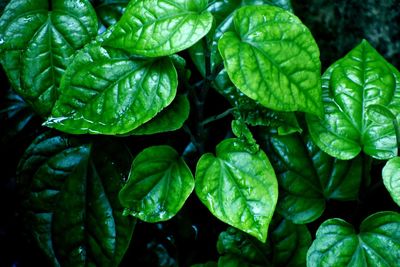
[{"x1": 201, "y1": 108, "x2": 234, "y2": 126}]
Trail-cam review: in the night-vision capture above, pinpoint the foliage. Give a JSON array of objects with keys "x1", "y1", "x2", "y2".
[{"x1": 0, "y1": 0, "x2": 399, "y2": 266}]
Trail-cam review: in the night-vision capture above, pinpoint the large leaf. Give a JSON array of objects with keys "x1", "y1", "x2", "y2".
[
  {"x1": 383, "y1": 157, "x2": 400, "y2": 207},
  {"x1": 267, "y1": 133, "x2": 362, "y2": 224},
  {"x1": 44, "y1": 40, "x2": 177, "y2": 135},
  {"x1": 218, "y1": 5, "x2": 322, "y2": 116},
  {"x1": 119, "y1": 145, "x2": 194, "y2": 222},
  {"x1": 307, "y1": 211, "x2": 400, "y2": 267},
  {"x1": 0, "y1": 0, "x2": 98, "y2": 116},
  {"x1": 217, "y1": 215, "x2": 311, "y2": 267},
  {"x1": 103, "y1": 0, "x2": 213, "y2": 57},
  {"x1": 306, "y1": 40, "x2": 400, "y2": 160},
  {"x1": 17, "y1": 132, "x2": 136, "y2": 266},
  {"x1": 195, "y1": 138, "x2": 278, "y2": 242}
]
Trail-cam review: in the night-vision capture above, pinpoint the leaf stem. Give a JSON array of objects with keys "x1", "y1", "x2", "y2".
[{"x1": 201, "y1": 108, "x2": 234, "y2": 126}]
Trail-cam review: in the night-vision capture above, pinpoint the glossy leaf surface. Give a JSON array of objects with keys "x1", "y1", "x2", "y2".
[
  {"x1": 0, "y1": 0, "x2": 98, "y2": 116},
  {"x1": 268, "y1": 134, "x2": 362, "y2": 224},
  {"x1": 17, "y1": 132, "x2": 135, "y2": 266},
  {"x1": 218, "y1": 5, "x2": 322, "y2": 115},
  {"x1": 218, "y1": 215, "x2": 311, "y2": 267},
  {"x1": 104, "y1": 0, "x2": 213, "y2": 57},
  {"x1": 307, "y1": 40, "x2": 400, "y2": 160},
  {"x1": 383, "y1": 157, "x2": 400, "y2": 207},
  {"x1": 195, "y1": 138, "x2": 278, "y2": 242},
  {"x1": 119, "y1": 145, "x2": 194, "y2": 222},
  {"x1": 45, "y1": 41, "x2": 177, "y2": 134},
  {"x1": 307, "y1": 211, "x2": 400, "y2": 267}
]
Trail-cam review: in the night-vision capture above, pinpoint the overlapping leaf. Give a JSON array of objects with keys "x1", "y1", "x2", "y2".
[
  {"x1": 306, "y1": 40, "x2": 400, "y2": 160},
  {"x1": 94, "y1": 0, "x2": 129, "y2": 27},
  {"x1": 0, "y1": 0, "x2": 98, "y2": 116},
  {"x1": 119, "y1": 146, "x2": 194, "y2": 222},
  {"x1": 195, "y1": 138, "x2": 278, "y2": 242},
  {"x1": 268, "y1": 133, "x2": 362, "y2": 224},
  {"x1": 17, "y1": 132, "x2": 136, "y2": 267},
  {"x1": 307, "y1": 211, "x2": 400, "y2": 266},
  {"x1": 382, "y1": 157, "x2": 400, "y2": 207}
]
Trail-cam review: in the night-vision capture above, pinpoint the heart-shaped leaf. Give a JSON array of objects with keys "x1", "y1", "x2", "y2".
[
  {"x1": 307, "y1": 211, "x2": 400, "y2": 267},
  {"x1": 383, "y1": 157, "x2": 400, "y2": 207},
  {"x1": 103, "y1": 0, "x2": 213, "y2": 57},
  {"x1": 195, "y1": 138, "x2": 278, "y2": 242},
  {"x1": 306, "y1": 40, "x2": 400, "y2": 160},
  {"x1": 119, "y1": 145, "x2": 194, "y2": 222},
  {"x1": 0, "y1": 0, "x2": 98, "y2": 116},
  {"x1": 44, "y1": 40, "x2": 177, "y2": 135},
  {"x1": 267, "y1": 133, "x2": 362, "y2": 224},
  {"x1": 218, "y1": 5, "x2": 322, "y2": 116},
  {"x1": 17, "y1": 132, "x2": 136, "y2": 267}
]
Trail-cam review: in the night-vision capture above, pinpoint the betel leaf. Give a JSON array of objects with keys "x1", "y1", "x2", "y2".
[
  {"x1": 195, "y1": 138, "x2": 278, "y2": 242},
  {"x1": 217, "y1": 215, "x2": 311, "y2": 267},
  {"x1": 103, "y1": 0, "x2": 213, "y2": 57},
  {"x1": 382, "y1": 157, "x2": 400, "y2": 207},
  {"x1": 307, "y1": 211, "x2": 400, "y2": 267},
  {"x1": 127, "y1": 95, "x2": 190, "y2": 135},
  {"x1": 306, "y1": 40, "x2": 400, "y2": 160},
  {"x1": 218, "y1": 5, "x2": 322, "y2": 116},
  {"x1": 267, "y1": 133, "x2": 362, "y2": 224},
  {"x1": 44, "y1": 40, "x2": 177, "y2": 135},
  {"x1": 17, "y1": 132, "x2": 136, "y2": 267},
  {"x1": 95, "y1": 0, "x2": 129, "y2": 27},
  {"x1": 0, "y1": 0, "x2": 98, "y2": 116},
  {"x1": 119, "y1": 145, "x2": 194, "y2": 222}
]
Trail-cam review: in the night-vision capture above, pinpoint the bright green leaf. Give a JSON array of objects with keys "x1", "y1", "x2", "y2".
[
  {"x1": 218, "y1": 5, "x2": 322, "y2": 116},
  {"x1": 307, "y1": 211, "x2": 400, "y2": 267},
  {"x1": 119, "y1": 145, "x2": 194, "y2": 222},
  {"x1": 195, "y1": 138, "x2": 278, "y2": 242},
  {"x1": 103, "y1": 0, "x2": 213, "y2": 57},
  {"x1": 0, "y1": 0, "x2": 98, "y2": 116},
  {"x1": 382, "y1": 157, "x2": 400, "y2": 207},
  {"x1": 44, "y1": 40, "x2": 177, "y2": 135},
  {"x1": 17, "y1": 132, "x2": 136, "y2": 267},
  {"x1": 367, "y1": 104, "x2": 396, "y2": 124},
  {"x1": 268, "y1": 133, "x2": 362, "y2": 224},
  {"x1": 306, "y1": 40, "x2": 400, "y2": 160}
]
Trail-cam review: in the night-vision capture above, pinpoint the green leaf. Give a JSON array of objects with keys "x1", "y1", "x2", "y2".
[
  {"x1": 103, "y1": 0, "x2": 213, "y2": 57},
  {"x1": 382, "y1": 157, "x2": 400, "y2": 207},
  {"x1": 307, "y1": 211, "x2": 400, "y2": 267},
  {"x1": 268, "y1": 133, "x2": 362, "y2": 224},
  {"x1": 367, "y1": 104, "x2": 396, "y2": 124},
  {"x1": 17, "y1": 132, "x2": 136, "y2": 267},
  {"x1": 306, "y1": 40, "x2": 400, "y2": 160},
  {"x1": 195, "y1": 138, "x2": 278, "y2": 242},
  {"x1": 218, "y1": 5, "x2": 322, "y2": 116},
  {"x1": 119, "y1": 145, "x2": 194, "y2": 222},
  {"x1": 95, "y1": 0, "x2": 129, "y2": 27},
  {"x1": 0, "y1": 0, "x2": 98, "y2": 116},
  {"x1": 127, "y1": 94, "x2": 190, "y2": 135},
  {"x1": 44, "y1": 40, "x2": 177, "y2": 135},
  {"x1": 218, "y1": 215, "x2": 311, "y2": 267}
]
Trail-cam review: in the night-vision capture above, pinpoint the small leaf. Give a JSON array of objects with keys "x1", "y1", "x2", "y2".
[
  {"x1": 382, "y1": 157, "x2": 400, "y2": 207},
  {"x1": 104, "y1": 0, "x2": 213, "y2": 57},
  {"x1": 119, "y1": 145, "x2": 194, "y2": 222},
  {"x1": 95, "y1": 0, "x2": 129, "y2": 27},
  {"x1": 0, "y1": 0, "x2": 98, "y2": 116},
  {"x1": 268, "y1": 133, "x2": 362, "y2": 224},
  {"x1": 307, "y1": 211, "x2": 400, "y2": 267},
  {"x1": 218, "y1": 5, "x2": 322, "y2": 116},
  {"x1": 306, "y1": 40, "x2": 400, "y2": 160},
  {"x1": 195, "y1": 138, "x2": 278, "y2": 242},
  {"x1": 45, "y1": 40, "x2": 177, "y2": 135}
]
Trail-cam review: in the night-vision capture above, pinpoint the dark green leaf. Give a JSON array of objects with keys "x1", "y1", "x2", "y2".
[
  {"x1": 195, "y1": 138, "x2": 278, "y2": 242},
  {"x1": 307, "y1": 211, "x2": 400, "y2": 267},
  {"x1": 104, "y1": 0, "x2": 213, "y2": 57},
  {"x1": 17, "y1": 132, "x2": 136, "y2": 267},
  {"x1": 306, "y1": 40, "x2": 400, "y2": 160},
  {"x1": 44, "y1": 40, "x2": 177, "y2": 135},
  {"x1": 268, "y1": 133, "x2": 362, "y2": 224},
  {"x1": 0, "y1": 0, "x2": 98, "y2": 116},
  {"x1": 119, "y1": 145, "x2": 194, "y2": 222},
  {"x1": 218, "y1": 5, "x2": 322, "y2": 116},
  {"x1": 382, "y1": 157, "x2": 400, "y2": 207},
  {"x1": 95, "y1": 0, "x2": 129, "y2": 27}
]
